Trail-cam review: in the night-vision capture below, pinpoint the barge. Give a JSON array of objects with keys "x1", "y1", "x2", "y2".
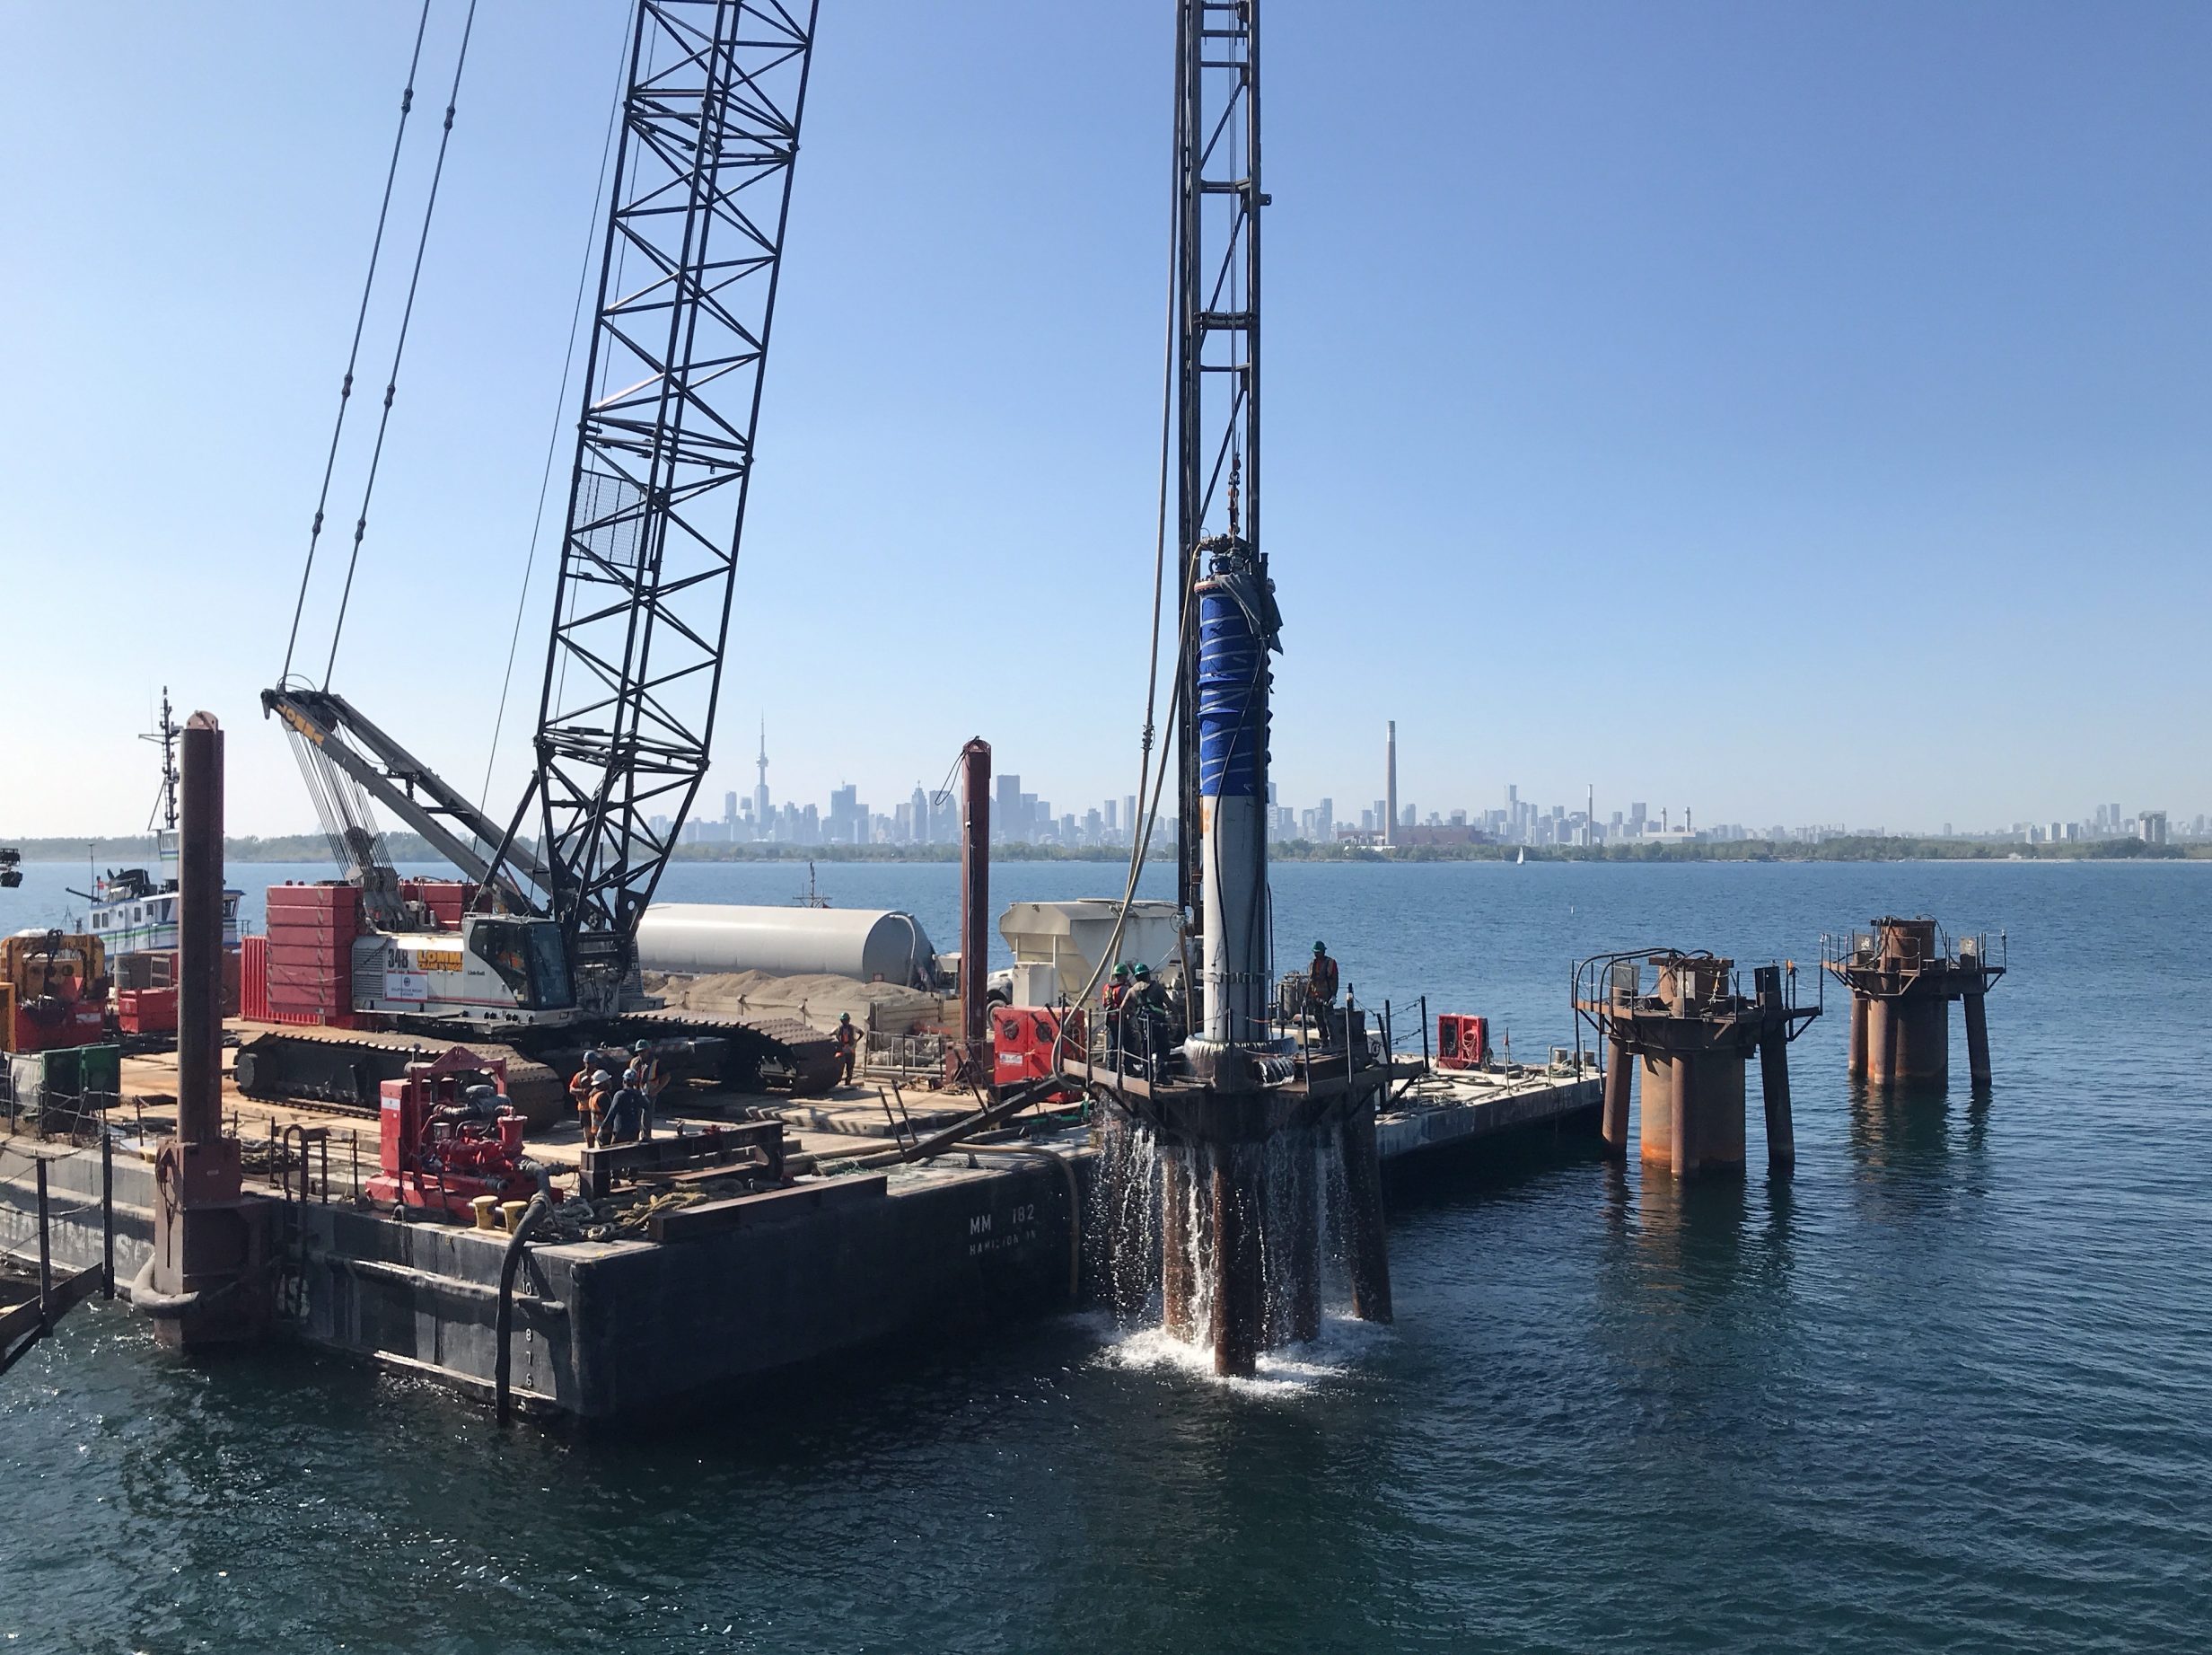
[{"x1": 0, "y1": 1028, "x2": 1599, "y2": 1420}]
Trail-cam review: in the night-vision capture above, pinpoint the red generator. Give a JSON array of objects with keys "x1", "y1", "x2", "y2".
[
  {"x1": 366, "y1": 1047, "x2": 538, "y2": 1220},
  {"x1": 1436, "y1": 1013, "x2": 1489, "y2": 1070},
  {"x1": 990, "y1": 1005, "x2": 1085, "y2": 1096}
]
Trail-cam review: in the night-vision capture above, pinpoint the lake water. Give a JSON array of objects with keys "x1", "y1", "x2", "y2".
[{"x1": 4, "y1": 858, "x2": 2208, "y2": 1651}]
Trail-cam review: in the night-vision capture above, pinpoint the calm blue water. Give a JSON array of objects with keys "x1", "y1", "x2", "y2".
[{"x1": 4, "y1": 858, "x2": 2208, "y2": 1652}]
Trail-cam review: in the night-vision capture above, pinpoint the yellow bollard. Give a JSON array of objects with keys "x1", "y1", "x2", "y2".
[{"x1": 471, "y1": 1195, "x2": 500, "y2": 1231}]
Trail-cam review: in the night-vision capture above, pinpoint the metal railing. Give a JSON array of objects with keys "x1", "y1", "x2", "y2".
[{"x1": 0, "y1": 1132, "x2": 117, "y2": 1378}]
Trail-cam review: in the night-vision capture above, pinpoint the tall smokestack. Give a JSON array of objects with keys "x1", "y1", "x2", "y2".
[{"x1": 1384, "y1": 720, "x2": 1398, "y2": 847}]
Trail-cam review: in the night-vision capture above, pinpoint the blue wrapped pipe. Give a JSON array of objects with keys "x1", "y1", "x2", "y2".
[{"x1": 1197, "y1": 585, "x2": 1267, "y2": 800}]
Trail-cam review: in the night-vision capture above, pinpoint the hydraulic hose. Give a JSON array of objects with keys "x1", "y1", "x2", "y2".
[{"x1": 495, "y1": 1168, "x2": 554, "y2": 1425}]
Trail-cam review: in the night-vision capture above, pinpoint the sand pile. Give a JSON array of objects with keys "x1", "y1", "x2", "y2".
[{"x1": 642, "y1": 968, "x2": 951, "y2": 1034}]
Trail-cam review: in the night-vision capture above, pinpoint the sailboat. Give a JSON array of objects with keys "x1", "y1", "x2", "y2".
[{"x1": 1515, "y1": 848, "x2": 1525, "y2": 866}]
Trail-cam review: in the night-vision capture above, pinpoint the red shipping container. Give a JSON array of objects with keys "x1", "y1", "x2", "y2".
[{"x1": 241, "y1": 936, "x2": 268, "y2": 1021}]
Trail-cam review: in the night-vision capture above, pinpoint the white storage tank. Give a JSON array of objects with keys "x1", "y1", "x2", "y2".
[{"x1": 635, "y1": 904, "x2": 938, "y2": 989}]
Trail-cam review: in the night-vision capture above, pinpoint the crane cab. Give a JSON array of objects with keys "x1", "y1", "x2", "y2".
[{"x1": 351, "y1": 914, "x2": 578, "y2": 1030}]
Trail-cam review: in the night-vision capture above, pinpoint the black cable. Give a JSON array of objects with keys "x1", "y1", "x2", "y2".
[
  {"x1": 279, "y1": 0, "x2": 433, "y2": 686},
  {"x1": 323, "y1": 0, "x2": 481, "y2": 688}
]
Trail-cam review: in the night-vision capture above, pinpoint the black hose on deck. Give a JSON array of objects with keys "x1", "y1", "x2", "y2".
[{"x1": 495, "y1": 1171, "x2": 554, "y2": 1426}]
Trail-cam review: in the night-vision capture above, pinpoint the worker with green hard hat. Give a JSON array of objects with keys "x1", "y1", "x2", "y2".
[
  {"x1": 1306, "y1": 940, "x2": 1341, "y2": 1050},
  {"x1": 1128, "y1": 963, "x2": 1169, "y2": 1075}
]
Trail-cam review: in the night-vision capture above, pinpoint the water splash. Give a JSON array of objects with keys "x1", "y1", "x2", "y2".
[
  {"x1": 1090, "y1": 1111, "x2": 1365, "y2": 1378},
  {"x1": 1093, "y1": 1313, "x2": 1391, "y2": 1398}
]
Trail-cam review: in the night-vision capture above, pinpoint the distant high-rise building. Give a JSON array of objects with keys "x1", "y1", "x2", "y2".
[
  {"x1": 753, "y1": 719, "x2": 771, "y2": 827},
  {"x1": 1384, "y1": 720, "x2": 1398, "y2": 848}
]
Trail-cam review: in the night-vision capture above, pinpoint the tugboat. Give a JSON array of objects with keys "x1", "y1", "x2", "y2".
[
  {"x1": 0, "y1": 848, "x2": 20, "y2": 889},
  {"x1": 82, "y1": 692, "x2": 241, "y2": 965}
]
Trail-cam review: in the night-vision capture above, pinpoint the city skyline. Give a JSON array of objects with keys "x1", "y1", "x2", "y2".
[{"x1": 631, "y1": 723, "x2": 2201, "y2": 853}]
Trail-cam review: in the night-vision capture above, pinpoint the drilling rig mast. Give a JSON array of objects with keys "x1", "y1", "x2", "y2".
[{"x1": 1173, "y1": 0, "x2": 1276, "y2": 1052}]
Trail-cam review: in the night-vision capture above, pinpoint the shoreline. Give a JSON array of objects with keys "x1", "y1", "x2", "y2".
[{"x1": 2, "y1": 835, "x2": 2200, "y2": 868}]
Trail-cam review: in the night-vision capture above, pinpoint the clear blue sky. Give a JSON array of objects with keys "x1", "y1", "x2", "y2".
[{"x1": 4, "y1": 2, "x2": 2207, "y2": 838}]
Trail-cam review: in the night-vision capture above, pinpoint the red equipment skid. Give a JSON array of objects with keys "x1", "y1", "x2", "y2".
[
  {"x1": 366, "y1": 1046, "x2": 538, "y2": 1220},
  {"x1": 990, "y1": 1004, "x2": 1086, "y2": 1100},
  {"x1": 1436, "y1": 1013, "x2": 1489, "y2": 1070}
]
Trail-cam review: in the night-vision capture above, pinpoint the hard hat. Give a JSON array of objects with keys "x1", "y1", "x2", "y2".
[
  {"x1": 631, "y1": 1039, "x2": 650, "y2": 1052},
  {"x1": 1113, "y1": 963, "x2": 1131, "y2": 977},
  {"x1": 1313, "y1": 940, "x2": 1327, "y2": 954},
  {"x1": 839, "y1": 1011, "x2": 852, "y2": 1023},
  {"x1": 1132, "y1": 963, "x2": 1151, "y2": 978}
]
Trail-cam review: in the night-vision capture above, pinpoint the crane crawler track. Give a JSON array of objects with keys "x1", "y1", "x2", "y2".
[
  {"x1": 234, "y1": 1026, "x2": 566, "y2": 1127},
  {"x1": 610, "y1": 1009, "x2": 844, "y2": 1099}
]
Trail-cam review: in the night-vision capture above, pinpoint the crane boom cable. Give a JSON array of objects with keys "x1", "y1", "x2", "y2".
[
  {"x1": 278, "y1": 0, "x2": 434, "y2": 687},
  {"x1": 479, "y1": 10, "x2": 636, "y2": 816},
  {"x1": 1051, "y1": 0, "x2": 1192, "y2": 1040},
  {"x1": 322, "y1": 0, "x2": 482, "y2": 689}
]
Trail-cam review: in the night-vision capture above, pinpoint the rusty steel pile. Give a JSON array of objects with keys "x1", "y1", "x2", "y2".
[
  {"x1": 1576, "y1": 950, "x2": 1821, "y2": 1179},
  {"x1": 1825, "y1": 917, "x2": 2006, "y2": 1087}
]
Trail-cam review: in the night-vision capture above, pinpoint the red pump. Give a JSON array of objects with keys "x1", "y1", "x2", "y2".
[{"x1": 366, "y1": 1047, "x2": 539, "y2": 1220}]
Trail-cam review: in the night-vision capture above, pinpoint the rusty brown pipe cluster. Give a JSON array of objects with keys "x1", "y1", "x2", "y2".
[
  {"x1": 1152, "y1": 1098, "x2": 1390, "y2": 1378},
  {"x1": 1580, "y1": 952, "x2": 1815, "y2": 1178},
  {"x1": 1826, "y1": 918, "x2": 2003, "y2": 1087},
  {"x1": 1097, "y1": 1039, "x2": 1393, "y2": 1379}
]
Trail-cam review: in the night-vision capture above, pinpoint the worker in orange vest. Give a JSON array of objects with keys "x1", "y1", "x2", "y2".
[
  {"x1": 571, "y1": 1061, "x2": 618, "y2": 1148},
  {"x1": 1306, "y1": 940, "x2": 1340, "y2": 1048}
]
